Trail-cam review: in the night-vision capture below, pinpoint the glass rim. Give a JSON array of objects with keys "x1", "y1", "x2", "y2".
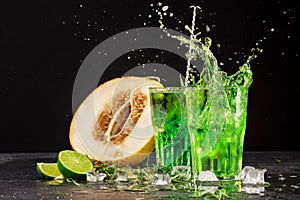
[
  {"x1": 149, "y1": 87, "x2": 187, "y2": 92},
  {"x1": 149, "y1": 85, "x2": 250, "y2": 92}
]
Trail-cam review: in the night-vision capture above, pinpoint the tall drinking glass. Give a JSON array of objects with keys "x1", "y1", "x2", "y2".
[
  {"x1": 149, "y1": 87, "x2": 191, "y2": 168},
  {"x1": 186, "y1": 86, "x2": 250, "y2": 180}
]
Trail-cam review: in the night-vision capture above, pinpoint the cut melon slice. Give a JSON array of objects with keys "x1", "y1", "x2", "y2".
[{"x1": 69, "y1": 76, "x2": 164, "y2": 166}]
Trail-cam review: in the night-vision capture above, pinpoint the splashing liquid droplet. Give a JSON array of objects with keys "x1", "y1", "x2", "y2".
[
  {"x1": 185, "y1": 6, "x2": 202, "y2": 87},
  {"x1": 162, "y1": 6, "x2": 169, "y2": 12}
]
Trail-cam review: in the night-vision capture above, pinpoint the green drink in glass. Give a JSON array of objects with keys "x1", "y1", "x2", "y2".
[
  {"x1": 149, "y1": 87, "x2": 191, "y2": 168},
  {"x1": 186, "y1": 65, "x2": 252, "y2": 179}
]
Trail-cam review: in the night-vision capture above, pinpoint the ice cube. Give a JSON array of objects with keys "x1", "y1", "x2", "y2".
[
  {"x1": 114, "y1": 170, "x2": 129, "y2": 182},
  {"x1": 86, "y1": 170, "x2": 106, "y2": 182},
  {"x1": 240, "y1": 166, "x2": 255, "y2": 180},
  {"x1": 197, "y1": 170, "x2": 219, "y2": 182},
  {"x1": 98, "y1": 173, "x2": 107, "y2": 181},
  {"x1": 242, "y1": 185, "x2": 265, "y2": 194},
  {"x1": 256, "y1": 169, "x2": 267, "y2": 185},
  {"x1": 198, "y1": 186, "x2": 218, "y2": 195},
  {"x1": 240, "y1": 166, "x2": 266, "y2": 185},
  {"x1": 152, "y1": 173, "x2": 171, "y2": 185},
  {"x1": 171, "y1": 166, "x2": 191, "y2": 180},
  {"x1": 124, "y1": 168, "x2": 138, "y2": 179}
]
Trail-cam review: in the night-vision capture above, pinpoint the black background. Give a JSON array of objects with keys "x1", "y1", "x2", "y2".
[{"x1": 0, "y1": 0, "x2": 298, "y2": 152}]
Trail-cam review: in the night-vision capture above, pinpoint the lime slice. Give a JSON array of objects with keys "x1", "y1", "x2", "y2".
[
  {"x1": 36, "y1": 162, "x2": 62, "y2": 178},
  {"x1": 57, "y1": 150, "x2": 93, "y2": 179}
]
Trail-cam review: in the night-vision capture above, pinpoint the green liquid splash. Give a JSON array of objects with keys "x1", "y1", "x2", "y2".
[
  {"x1": 154, "y1": 3, "x2": 256, "y2": 178},
  {"x1": 155, "y1": 2, "x2": 255, "y2": 88}
]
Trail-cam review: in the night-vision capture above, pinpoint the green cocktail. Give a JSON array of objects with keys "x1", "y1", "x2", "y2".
[
  {"x1": 149, "y1": 87, "x2": 191, "y2": 168},
  {"x1": 186, "y1": 84, "x2": 250, "y2": 179}
]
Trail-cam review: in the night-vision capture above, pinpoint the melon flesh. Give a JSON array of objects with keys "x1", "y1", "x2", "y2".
[{"x1": 69, "y1": 76, "x2": 164, "y2": 166}]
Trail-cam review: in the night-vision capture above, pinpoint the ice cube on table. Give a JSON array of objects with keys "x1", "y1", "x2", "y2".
[
  {"x1": 114, "y1": 170, "x2": 129, "y2": 182},
  {"x1": 86, "y1": 170, "x2": 106, "y2": 182},
  {"x1": 152, "y1": 173, "x2": 171, "y2": 185},
  {"x1": 124, "y1": 167, "x2": 138, "y2": 179},
  {"x1": 198, "y1": 186, "x2": 219, "y2": 196},
  {"x1": 240, "y1": 166, "x2": 255, "y2": 180},
  {"x1": 240, "y1": 166, "x2": 266, "y2": 185},
  {"x1": 242, "y1": 184, "x2": 265, "y2": 194},
  {"x1": 171, "y1": 166, "x2": 191, "y2": 180},
  {"x1": 197, "y1": 170, "x2": 219, "y2": 182}
]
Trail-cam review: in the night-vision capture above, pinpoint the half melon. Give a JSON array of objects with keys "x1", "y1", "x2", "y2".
[{"x1": 69, "y1": 76, "x2": 164, "y2": 166}]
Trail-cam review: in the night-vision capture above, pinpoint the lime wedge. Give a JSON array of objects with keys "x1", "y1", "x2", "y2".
[
  {"x1": 36, "y1": 162, "x2": 62, "y2": 178},
  {"x1": 57, "y1": 150, "x2": 93, "y2": 179}
]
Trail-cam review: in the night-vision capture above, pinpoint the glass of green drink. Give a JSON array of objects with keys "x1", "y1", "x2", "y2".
[
  {"x1": 149, "y1": 87, "x2": 191, "y2": 168},
  {"x1": 185, "y1": 85, "x2": 250, "y2": 180}
]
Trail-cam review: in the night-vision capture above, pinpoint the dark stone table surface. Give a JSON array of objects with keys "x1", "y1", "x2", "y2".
[{"x1": 0, "y1": 151, "x2": 299, "y2": 200}]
